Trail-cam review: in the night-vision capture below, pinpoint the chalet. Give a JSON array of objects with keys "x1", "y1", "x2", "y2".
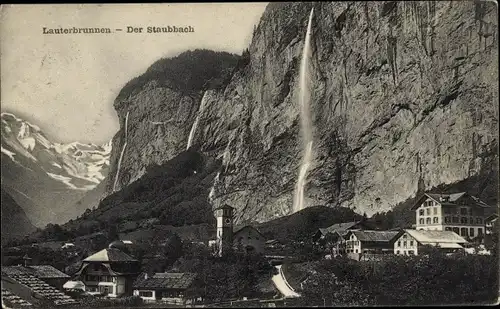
[
  {"x1": 344, "y1": 230, "x2": 399, "y2": 260},
  {"x1": 133, "y1": 272, "x2": 201, "y2": 305},
  {"x1": 1, "y1": 266, "x2": 78, "y2": 307},
  {"x1": 312, "y1": 221, "x2": 372, "y2": 244},
  {"x1": 393, "y1": 229, "x2": 468, "y2": 255},
  {"x1": 233, "y1": 225, "x2": 265, "y2": 254},
  {"x1": 411, "y1": 192, "x2": 493, "y2": 240},
  {"x1": 73, "y1": 247, "x2": 141, "y2": 297}
]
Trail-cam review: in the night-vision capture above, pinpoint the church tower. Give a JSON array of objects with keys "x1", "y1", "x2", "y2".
[{"x1": 214, "y1": 204, "x2": 234, "y2": 256}]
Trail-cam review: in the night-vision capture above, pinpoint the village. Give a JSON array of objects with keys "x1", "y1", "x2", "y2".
[{"x1": 1, "y1": 190, "x2": 498, "y2": 308}]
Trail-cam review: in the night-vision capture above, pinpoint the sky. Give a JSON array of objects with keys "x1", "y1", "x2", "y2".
[{"x1": 0, "y1": 3, "x2": 268, "y2": 144}]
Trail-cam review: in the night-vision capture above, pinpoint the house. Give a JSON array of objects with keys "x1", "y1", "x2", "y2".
[
  {"x1": 1, "y1": 266, "x2": 78, "y2": 307},
  {"x1": 312, "y1": 221, "x2": 372, "y2": 244},
  {"x1": 344, "y1": 230, "x2": 399, "y2": 260},
  {"x1": 133, "y1": 272, "x2": 201, "y2": 304},
  {"x1": 1, "y1": 256, "x2": 70, "y2": 291},
  {"x1": 312, "y1": 221, "x2": 373, "y2": 256},
  {"x1": 73, "y1": 248, "x2": 141, "y2": 297},
  {"x1": 393, "y1": 229, "x2": 468, "y2": 255},
  {"x1": 411, "y1": 192, "x2": 493, "y2": 240},
  {"x1": 233, "y1": 225, "x2": 266, "y2": 254}
]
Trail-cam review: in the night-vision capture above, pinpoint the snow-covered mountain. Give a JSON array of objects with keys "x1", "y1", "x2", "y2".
[
  {"x1": 1, "y1": 112, "x2": 111, "y2": 227},
  {"x1": 1, "y1": 112, "x2": 111, "y2": 190}
]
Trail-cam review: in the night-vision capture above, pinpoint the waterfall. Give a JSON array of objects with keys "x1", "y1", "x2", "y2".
[
  {"x1": 293, "y1": 8, "x2": 314, "y2": 213},
  {"x1": 187, "y1": 92, "x2": 208, "y2": 150},
  {"x1": 208, "y1": 171, "x2": 220, "y2": 204},
  {"x1": 113, "y1": 111, "x2": 129, "y2": 192}
]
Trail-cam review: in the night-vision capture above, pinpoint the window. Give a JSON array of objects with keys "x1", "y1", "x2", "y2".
[
  {"x1": 139, "y1": 291, "x2": 153, "y2": 298},
  {"x1": 470, "y1": 228, "x2": 475, "y2": 237},
  {"x1": 468, "y1": 208, "x2": 473, "y2": 216},
  {"x1": 478, "y1": 228, "x2": 483, "y2": 235},
  {"x1": 426, "y1": 218, "x2": 431, "y2": 224},
  {"x1": 419, "y1": 218, "x2": 424, "y2": 224},
  {"x1": 419, "y1": 209, "x2": 425, "y2": 216},
  {"x1": 445, "y1": 227, "x2": 452, "y2": 231},
  {"x1": 433, "y1": 208, "x2": 437, "y2": 215},
  {"x1": 433, "y1": 217, "x2": 439, "y2": 223},
  {"x1": 410, "y1": 241, "x2": 414, "y2": 246},
  {"x1": 408, "y1": 250, "x2": 414, "y2": 255},
  {"x1": 452, "y1": 217, "x2": 459, "y2": 223},
  {"x1": 355, "y1": 249, "x2": 358, "y2": 253},
  {"x1": 426, "y1": 208, "x2": 431, "y2": 215},
  {"x1": 452, "y1": 227, "x2": 460, "y2": 234},
  {"x1": 403, "y1": 241, "x2": 407, "y2": 247},
  {"x1": 444, "y1": 217, "x2": 451, "y2": 223},
  {"x1": 396, "y1": 250, "x2": 400, "y2": 255},
  {"x1": 397, "y1": 241, "x2": 401, "y2": 247},
  {"x1": 461, "y1": 228, "x2": 468, "y2": 237},
  {"x1": 460, "y1": 208, "x2": 468, "y2": 215},
  {"x1": 477, "y1": 218, "x2": 483, "y2": 224},
  {"x1": 461, "y1": 217, "x2": 467, "y2": 224}
]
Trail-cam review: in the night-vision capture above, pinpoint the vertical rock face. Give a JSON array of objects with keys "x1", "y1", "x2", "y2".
[{"x1": 107, "y1": 1, "x2": 498, "y2": 223}]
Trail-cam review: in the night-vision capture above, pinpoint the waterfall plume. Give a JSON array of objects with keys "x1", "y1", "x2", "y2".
[
  {"x1": 293, "y1": 8, "x2": 314, "y2": 213},
  {"x1": 187, "y1": 92, "x2": 208, "y2": 150},
  {"x1": 113, "y1": 111, "x2": 129, "y2": 192}
]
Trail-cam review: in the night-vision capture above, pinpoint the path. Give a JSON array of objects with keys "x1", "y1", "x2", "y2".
[{"x1": 271, "y1": 265, "x2": 300, "y2": 298}]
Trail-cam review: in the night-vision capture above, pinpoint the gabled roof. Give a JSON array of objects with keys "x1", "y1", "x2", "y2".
[
  {"x1": 83, "y1": 248, "x2": 137, "y2": 262},
  {"x1": 349, "y1": 230, "x2": 399, "y2": 243},
  {"x1": 410, "y1": 192, "x2": 492, "y2": 210},
  {"x1": 2, "y1": 265, "x2": 69, "y2": 279},
  {"x1": 233, "y1": 225, "x2": 265, "y2": 238},
  {"x1": 133, "y1": 272, "x2": 197, "y2": 290},
  {"x1": 317, "y1": 221, "x2": 364, "y2": 236},
  {"x1": 485, "y1": 213, "x2": 499, "y2": 222},
  {"x1": 1, "y1": 270, "x2": 78, "y2": 306},
  {"x1": 403, "y1": 229, "x2": 468, "y2": 244}
]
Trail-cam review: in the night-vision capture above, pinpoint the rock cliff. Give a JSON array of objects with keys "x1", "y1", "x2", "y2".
[{"x1": 106, "y1": 1, "x2": 498, "y2": 223}]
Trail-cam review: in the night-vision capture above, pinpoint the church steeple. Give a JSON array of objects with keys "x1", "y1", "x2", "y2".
[{"x1": 214, "y1": 204, "x2": 234, "y2": 257}]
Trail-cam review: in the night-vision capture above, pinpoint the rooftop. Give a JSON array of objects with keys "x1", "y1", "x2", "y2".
[
  {"x1": 1, "y1": 271, "x2": 78, "y2": 306},
  {"x1": 350, "y1": 230, "x2": 399, "y2": 242},
  {"x1": 134, "y1": 272, "x2": 197, "y2": 290},
  {"x1": 318, "y1": 221, "x2": 363, "y2": 235},
  {"x1": 83, "y1": 248, "x2": 137, "y2": 263},
  {"x1": 2, "y1": 265, "x2": 69, "y2": 279},
  {"x1": 404, "y1": 229, "x2": 468, "y2": 244},
  {"x1": 411, "y1": 192, "x2": 492, "y2": 210}
]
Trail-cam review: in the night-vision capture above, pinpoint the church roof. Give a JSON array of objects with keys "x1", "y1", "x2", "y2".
[
  {"x1": 233, "y1": 225, "x2": 265, "y2": 237},
  {"x1": 83, "y1": 248, "x2": 137, "y2": 263}
]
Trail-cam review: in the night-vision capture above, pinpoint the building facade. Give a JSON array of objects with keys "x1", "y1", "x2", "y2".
[
  {"x1": 73, "y1": 248, "x2": 140, "y2": 297},
  {"x1": 233, "y1": 226, "x2": 265, "y2": 254},
  {"x1": 344, "y1": 230, "x2": 399, "y2": 260},
  {"x1": 133, "y1": 272, "x2": 201, "y2": 305},
  {"x1": 411, "y1": 192, "x2": 492, "y2": 240},
  {"x1": 393, "y1": 229, "x2": 468, "y2": 255}
]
